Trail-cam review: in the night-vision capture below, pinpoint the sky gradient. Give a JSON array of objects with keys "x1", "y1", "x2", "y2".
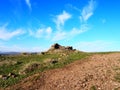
[{"x1": 0, "y1": 0, "x2": 120, "y2": 52}]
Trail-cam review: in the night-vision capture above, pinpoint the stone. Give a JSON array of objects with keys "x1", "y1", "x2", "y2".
[
  {"x1": 41, "y1": 52, "x2": 45, "y2": 55},
  {"x1": 8, "y1": 73, "x2": 17, "y2": 78},
  {"x1": 47, "y1": 43, "x2": 79, "y2": 54},
  {"x1": 52, "y1": 43, "x2": 61, "y2": 49},
  {"x1": 65, "y1": 46, "x2": 73, "y2": 50},
  {"x1": 51, "y1": 59, "x2": 58, "y2": 64},
  {"x1": 0, "y1": 75, "x2": 2, "y2": 79},
  {"x1": 1, "y1": 75, "x2": 8, "y2": 80}
]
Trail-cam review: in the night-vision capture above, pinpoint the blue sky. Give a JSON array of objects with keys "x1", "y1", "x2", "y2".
[{"x1": 0, "y1": 0, "x2": 120, "y2": 52}]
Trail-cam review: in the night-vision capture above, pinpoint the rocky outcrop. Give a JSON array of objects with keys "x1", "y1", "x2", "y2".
[
  {"x1": 41, "y1": 43, "x2": 79, "y2": 54},
  {"x1": 51, "y1": 43, "x2": 61, "y2": 49},
  {"x1": 48, "y1": 43, "x2": 74, "y2": 51}
]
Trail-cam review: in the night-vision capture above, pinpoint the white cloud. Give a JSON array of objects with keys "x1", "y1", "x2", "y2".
[
  {"x1": 52, "y1": 24, "x2": 89, "y2": 41},
  {"x1": 28, "y1": 1, "x2": 96, "y2": 42},
  {"x1": 52, "y1": 31, "x2": 66, "y2": 41},
  {"x1": 25, "y1": 0, "x2": 31, "y2": 10},
  {"x1": 71, "y1": 24, "x2": 89, "y2": 35},
  {"x1": 70, "y1": 28, "x2": 86, "y2": 35},
  {"x1": 46, "y1": 27, "x2": 52, "y2": 35},
  {"x1": 54, "y1": 11, "x2": 71, "y2": 30},
  {"x1": 45, "y1": 27, "x2": 52, "y2": 38},
  {"x1": 51, "y1": 1, "x2": 96, "y2": 42},
  {"x1": 0, "y1": 25, "x2": 25, "y2": 40},
  {"x1": 36, "y1": 29, "x2": 44, "y2": 38},
  {"x1": 75, "y1": 40, "x2": 114, "y2": 52},
  {"x1": 29, "y1": 29, "x2": 43, "y2": 38},
  {"x1": 80, "y1": 0, "x2": 96, "y2": 23},
  {"x1": 67, "y1": 4, "x2": 81, "y2": 12},
  {"x1": 52, "y1": 25, "x2": 89, "y2": 41},
  {"x1": 52, "y1": 10, "x2": 91, "y2": 41},
  {"x1": 29, "y1": 27, "x2": 52, "y2": 39}
]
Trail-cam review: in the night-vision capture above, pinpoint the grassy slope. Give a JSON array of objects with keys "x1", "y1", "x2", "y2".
[
  {"x1": 0, "y1": 51, "x2": 89, "y2": 88},
  {"x1": 1, "y1": 51, "x2": 120, "y2": 89}
]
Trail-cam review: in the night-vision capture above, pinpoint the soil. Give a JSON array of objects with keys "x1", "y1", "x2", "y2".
[{"x1": 7, "y1": 53, "x2": 120, "y2": 90}]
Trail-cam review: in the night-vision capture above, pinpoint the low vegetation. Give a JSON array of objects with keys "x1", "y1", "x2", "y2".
[
  {"x1": 2, "y1": 43, "x2": 119, "y2": 89},
  {"x1": 90, "y1": 85, "x2": 97, "y2": 90},
  {"x1": 0, "y1": 44, "x2": 89, "y2": 88}
]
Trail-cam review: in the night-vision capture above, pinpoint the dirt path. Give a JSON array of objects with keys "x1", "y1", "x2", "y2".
[{"x1": 8, "y1": 53, "x2": 120, "y2": 90}]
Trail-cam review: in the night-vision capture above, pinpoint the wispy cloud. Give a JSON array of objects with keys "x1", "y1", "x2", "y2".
[
  {"x1": 80, "y1": 0, "x2": 96, "y2": 23},
  {"x1": 0, "y1": 25, "x2": 25, "y2": 40},
  {"x1": 29, "y1": 1, "x2": 96, "y2": 42},
  {"x1": 67, "y1": 4, "x2": 81, "y2": 12},
  {"x1": 45, "y1": 27, "x2": 52, "y2": 38},
  {"x1": 71, "y1": 24, "x2": 89, "y2": 34},
  {"x1": 54, "y1": 11, "x2": 71, "y2": 30},
  {"x1": 25, "y1": 0, "x2": 31, "y2": 10},
  {"x1": 52, "y1": 31, "x2": 66, "y2": 41},
  {"x1": 52, "y1": 10, "x2": 90, "y2": 41},
  {"x1": 52, "y1": 24, "x2": 88, "y2": 41},
  {"x1": 51, "y1": 0, "x2": 96, "y2": 42},
  {"x1": 29, "y1": 27, "x2": 52, "y2": 39}
]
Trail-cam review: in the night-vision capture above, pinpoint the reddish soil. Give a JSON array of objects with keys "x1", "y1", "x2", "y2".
[{"x1": 7, "y1": 53, "x2": 120, "y2": 90}]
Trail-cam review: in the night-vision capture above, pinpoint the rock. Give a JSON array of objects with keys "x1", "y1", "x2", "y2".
[
  {"x1": 1, "y1": 75, "x2": 8, "y2": 80},
  {"x1": 51, "y1": 43, "x2": 61, "y2": 49},
  {"x1": 0, "y1": 75, "x2": 2, "y2": 79},
  {"x1": 26, "y1": 63, "x2": 39, "y2": 72},
  {"x1": 58, "y1": 58, "x2": 62, "y2": 60},
  {"x1": 46, "y1": 43, "x2": 80, "y2": 54},
  {"x1": 19, "y1": 71, "x2": 25, "y2": 75},
  {"x1": 16, "y1": 61, "x2": 23, "y2": 65},
  {"x1": 8, "y1": 73, "x2": 17, "y2": 78},
  {"x1": 65, "y1": 46, "x2": 73, "y2": 50},
  {"x1": 51, "y1": 59, "x2": 58, "y2": 64},
  {"x1": 48, "y1": 43, "x2": 74, "y2": 51},
  {"x1": 20, "y1": 63, "x2": 41, "y2": 74},
  {"x1": 21, "y1": 52, "x2": 30, "y2": 55},
  {"x1": 41, "y1": 52, "x2": 45, "y2": 55}
]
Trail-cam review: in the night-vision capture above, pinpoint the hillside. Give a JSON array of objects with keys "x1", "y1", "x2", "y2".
[
  {"x1": 0, "y1": 43, "x2": 87, "y2": 89},
  {"x1": 0, "y1": 44, "x2": 120, "y2": 90},
  {"x1": 5, "y1": 53, "x2": 120, "y2": 90}
]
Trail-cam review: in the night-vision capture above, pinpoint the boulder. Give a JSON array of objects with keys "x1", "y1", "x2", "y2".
[
  {"x1": 47, "y1": 43, "x2": 77, "y2": 53},
  {"x1": 8, "y1": 73, "x2": 17, "y2": 78},
  {"x1": 0, "y1": 75, "x2": 2, "y2": 79},
  {"x1": 41, "y1": 52, "x2": 45, "y2": 55},
  {"x1": 65, "y1": 46, "x2": 73, "y2": 50},
  {"x1": 51, "y1": 43, "x2": 61, "y2": 49},
  {"x1": 51, "y1": 59, "x2": 58, "y2": 64},
  {"x1": 0, "y1": 75, "x2": 8, "y2": 80},
  {"x1": 19, "y1": 63, "x2": 41, "y2": 74}
]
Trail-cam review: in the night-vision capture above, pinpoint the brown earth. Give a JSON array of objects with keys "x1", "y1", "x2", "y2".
[{"x1": 7, "y1": 53, "x2": 120, "y2": 90}]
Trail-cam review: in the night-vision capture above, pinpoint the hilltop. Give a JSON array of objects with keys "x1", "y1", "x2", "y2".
[
  {"x1": 0, "y1": 44, "x2": 120, "y2": 90},
  {"x1": 0, "y1": 43, "x2": 86, "y2": 89},
  {"x1": 41, "y1": 43, "x2": 79, "y2": 54}
]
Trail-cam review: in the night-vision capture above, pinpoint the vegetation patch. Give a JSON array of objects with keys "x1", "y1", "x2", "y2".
[
  {"x1": 114, "y1": 87, "x2": 120, "y2": 90},
  {"x1": 0, "y1": 50, "x2": 89, "y2": 88},
  {"x1": 114, "y1": 73, "x2": 120, "y2": 82},
  {"x1": 19, "y1": 62, "x2": 41, "y2": 75},
  {"x1": 90, "y1": 85, "x2": 97, "y2": 90}
]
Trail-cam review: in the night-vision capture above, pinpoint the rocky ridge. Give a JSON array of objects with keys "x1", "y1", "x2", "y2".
[{"x1": 46, "y1": 43, "x2": 77, "y2": 54}]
